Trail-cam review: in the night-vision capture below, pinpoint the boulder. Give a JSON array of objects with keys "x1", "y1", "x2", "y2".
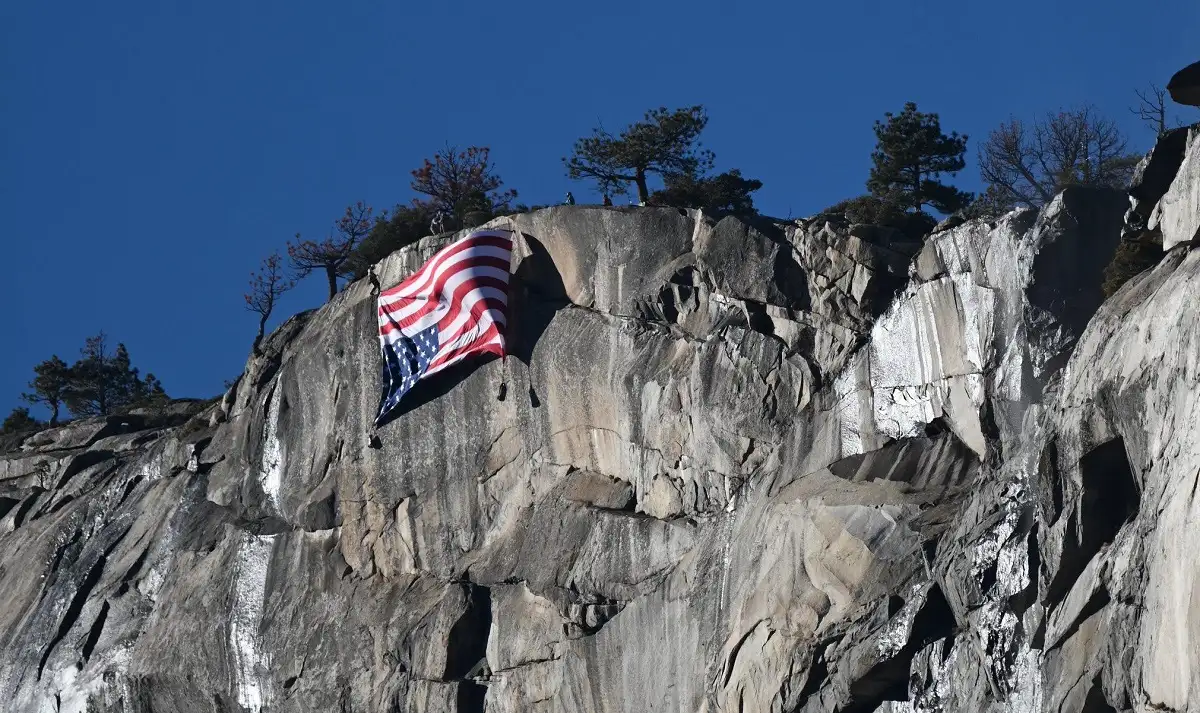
[{"x1": 1167, "y1": 59, "x2": 1200, "y2": 107}]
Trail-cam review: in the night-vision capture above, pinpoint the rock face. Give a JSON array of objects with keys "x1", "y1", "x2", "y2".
[{"x1": 0, "y1": 163, "x2": 1194, "y2": 712}]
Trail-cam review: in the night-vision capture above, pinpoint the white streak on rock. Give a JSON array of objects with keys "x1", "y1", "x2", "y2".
[
  {"x1": 260, "y1": 383, "x2": 284, "y2": 508},
  {"x1": 229, "y1": 532, "x2": 276, "y2": 712}
]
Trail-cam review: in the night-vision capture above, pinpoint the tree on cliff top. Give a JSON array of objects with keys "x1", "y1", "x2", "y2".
[
  {"x1": 2, "y1": 407, "x2": 40, "y2": 435},
  {"x1": 979, "y1": 105, "x2": 1139, "y2": 211},
  {"x1": 341, "y1": 203, "x2": 433, "y2": 281},
  {"x1": 565, "y1": 106, "x2": 715, "y2": 203},
  {"x1": 64, "y1": 333, "x2": 166, "y2": 416},
  {"x1": 288, "y1": 201, "x2": 373, "y2": 301},
  {"x1": 245, "y1": 252, "x2": 294, "y2": 354},
  {"x1": 649, "y1": 169, "x2": 763, "y2": 216},
  {"x1": 22, "y1": 355, "x2": 70, "y2": 425},
  {"x1": 411, "y1": 145, "x2": 516, "y2": 217},
  {"x1": 868, "y1": 102, "x2": 973, "y2": 216}
]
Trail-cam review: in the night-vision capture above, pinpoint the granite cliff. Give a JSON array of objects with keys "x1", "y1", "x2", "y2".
[{"x1": 2, "y1": 124, "x2": 1200, "y2": 713}]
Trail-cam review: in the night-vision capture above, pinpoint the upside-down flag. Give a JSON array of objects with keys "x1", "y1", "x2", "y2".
[{"x1": 375, "y1": 229, "x2": 513, "y2": 424}]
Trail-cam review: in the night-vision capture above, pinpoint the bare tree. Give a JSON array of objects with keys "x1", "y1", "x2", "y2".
[
  {"x1": 288, "y1": 201, "x2": 373, "y2": 301},
  {"x1": 411, "y1": 145, "x2": 516, "y2": 214},
  {"x1": 245, "y1": 252, "x2": 294, "y2": 353},
  {"x1": 979, "y1": 105, "x2": 1139, "y2": 210},
  {"x1": 1131, "y1": 83, "x2": 1170, "y2": 136}
]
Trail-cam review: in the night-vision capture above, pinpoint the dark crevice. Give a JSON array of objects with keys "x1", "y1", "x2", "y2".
[
  {"x1": 116, "y1": 547, "x2": 152, "y2": 596},
  {"x1": 1008, "y1": 524, "x2": 1040, "y2": 619},
  {"x1": 887, "y1": 595, "x2": 905, "y2": 617},
  {"x1": 792, "y1": 635, "x2": 842, "y2": 711},
  {"x1": 795, "y1": 650, "x2": 831, "y2": 708},
  {"x1": 721, "y1": 626, "x2": 759, "y2": 689},
  {"x1": 922, "y1": 537, "x2": 940, "y2": 566},
  {"x1": 1081, "y1": 675, "x2": 1118, "y2": 713},
  {"x1": 1043, "y1": 440, "x2": 1064, "y2": 517},
  {"x1": 979, "y1": 560, "x2": 998, "y2": 596},
  {"x1": 909, "y1": 584, "x2": 956, "y2": 652},
  {"x1": 114, "y1": 475, "x2": 145, "y2": 511},
  {"x1": 0, "y1": 496, "x2": 18, "y2": 521},
  {"x1": 444, "y1": 584, "x2": 492, "y2": 681},
  {"x1": 47, "y1": 495, "x2": 75, "y2": 515},
  {"x1": 12, "y1": 490, "x2": 45, "y2": 529},
  {"x1": 80, "y1": 600, "x2": 110, "y2": 662},
  {"x1": 42, "y1": 528, "x2": 85, "y2": 597},
  {"x1": 37, "y1": 552, "x2": 109, "y2": 679},
  {"x1": 455, "y1": 681, "x2": 487, "y2": 713},
  {"x1": 923, "y1": 417, "x2": 951, "y2": 438},
  {"x1": 1047, "y1": 438, "x2": 1139, "y2": 606},
  {"x1": 841, "y1": 583, "x2": 956, "y2": 713},
  {"x1": 1049, "y1": 584, "x2": 1112, "y2": 653},
  {"x1": 54, "y1": 450, "x2": 116, "y2": 491},
  {"x1": 36, "y1": 524, "x2": 130, "y2": 679},
  {"x1": 744, "y1": 301, "x2": 775, "y2": 335}
]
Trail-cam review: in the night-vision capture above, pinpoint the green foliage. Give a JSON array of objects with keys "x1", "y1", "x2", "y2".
[
  {"x1": 957, "y1": 186, "x2": 1017, "y2": 222},
  {"x1": 868, "y1": 102, "x2": 972, "y2": 215},
  {"x1": 565, "y1": 106, "x2": 715, "y2": 203},
  {"x1": 817, "y1": 194, "x2": 937, "y2": 239},
  {"x1": 649, "y1": 170, "x2": 763, "y2": 216},
  {"x1": 1102, "y1": 235, "x2": 1163, "y2": 297},
  {"x1": 21, "y1": 354, "x2": 71, "y2": 425},
  {"x1": 342, "y1": 203, "x2": 434, "y2": 281},
  {"x1": 2, "y1": 407, "x2": 40, "y2": 435},
  {"x1": 411, "y1": 145, "x2": 516, "y2": 214},
  {"x1": 62, "y1": 333, "x2": 166, "y2": 417}
]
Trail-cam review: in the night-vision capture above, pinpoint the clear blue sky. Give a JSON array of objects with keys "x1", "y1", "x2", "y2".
[{"x1": 2, "y1": 0, "x2": 1197, "y2": 417}]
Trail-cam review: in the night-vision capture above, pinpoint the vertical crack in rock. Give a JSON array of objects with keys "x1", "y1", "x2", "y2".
[
  {"x1": 229, "y1": 531, "x2": 277, "y2": 712},
  {"x1": 37, "y1": 551, "x2": 110, "y2": 680},
  {"x1": 79, "y1": 600, "x2": 110, "y2": 663},
  {"x1": 444, "y1": 584, "x2": 493, "y2": 679}
]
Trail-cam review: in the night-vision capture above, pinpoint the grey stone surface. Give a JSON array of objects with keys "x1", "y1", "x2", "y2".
[
  {"x1": 0, "y1": 176, "x2": 1194, "y2": 713},
  {"x1": 1153, "y1": 126, "x2": 1200, "y2": 250}
]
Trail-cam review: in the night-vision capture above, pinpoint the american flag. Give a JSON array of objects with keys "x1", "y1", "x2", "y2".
[{"x1": 375, "y1": 229, "x2": 513, "y2": 423}]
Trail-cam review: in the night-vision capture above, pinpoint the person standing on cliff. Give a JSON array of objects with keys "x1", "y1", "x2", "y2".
[{"x1": 564, "y1": 192, "x2": 575, "y2": 205}]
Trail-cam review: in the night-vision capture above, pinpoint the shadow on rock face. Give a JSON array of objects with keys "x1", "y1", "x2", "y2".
[
  {"x1": 374, "y1": 231, "x2": 566, "y2": 427},
  {"x1": 508, "y1": 231, "x2": 568, "y2": 366}
]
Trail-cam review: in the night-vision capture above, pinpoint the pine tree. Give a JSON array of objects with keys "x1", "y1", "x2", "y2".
[
  {"x1": 64, "y1": 334, "x2": 165, "y2": 416},
  {"x1": 566, "y1": 106, "x2": 715, "y2": 203},
  {"x1": 2, "y1": 407, "x2": 41, "y2": 434},
  {"x1": 22, "y1": 355, "x2": 71, "y2": 425},
  {"x1": 649, "y1": 169, "x2": 763, "y2": 216},
  {"x1": 868, "y1": 102, "x2": 972, "y2": 216}
]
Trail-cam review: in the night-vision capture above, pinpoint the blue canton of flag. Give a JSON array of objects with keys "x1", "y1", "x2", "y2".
[{"x1": 378, "y1": 324, "x2": 440, "y2": 419}]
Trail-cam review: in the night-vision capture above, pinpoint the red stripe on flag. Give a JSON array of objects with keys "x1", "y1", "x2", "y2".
[
  {"x1": 379, "y1": 235, "x2": 512, "y2": 301},
  {"x1": 378, "y1": 256, "x2": 511, "y2": 325}
]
